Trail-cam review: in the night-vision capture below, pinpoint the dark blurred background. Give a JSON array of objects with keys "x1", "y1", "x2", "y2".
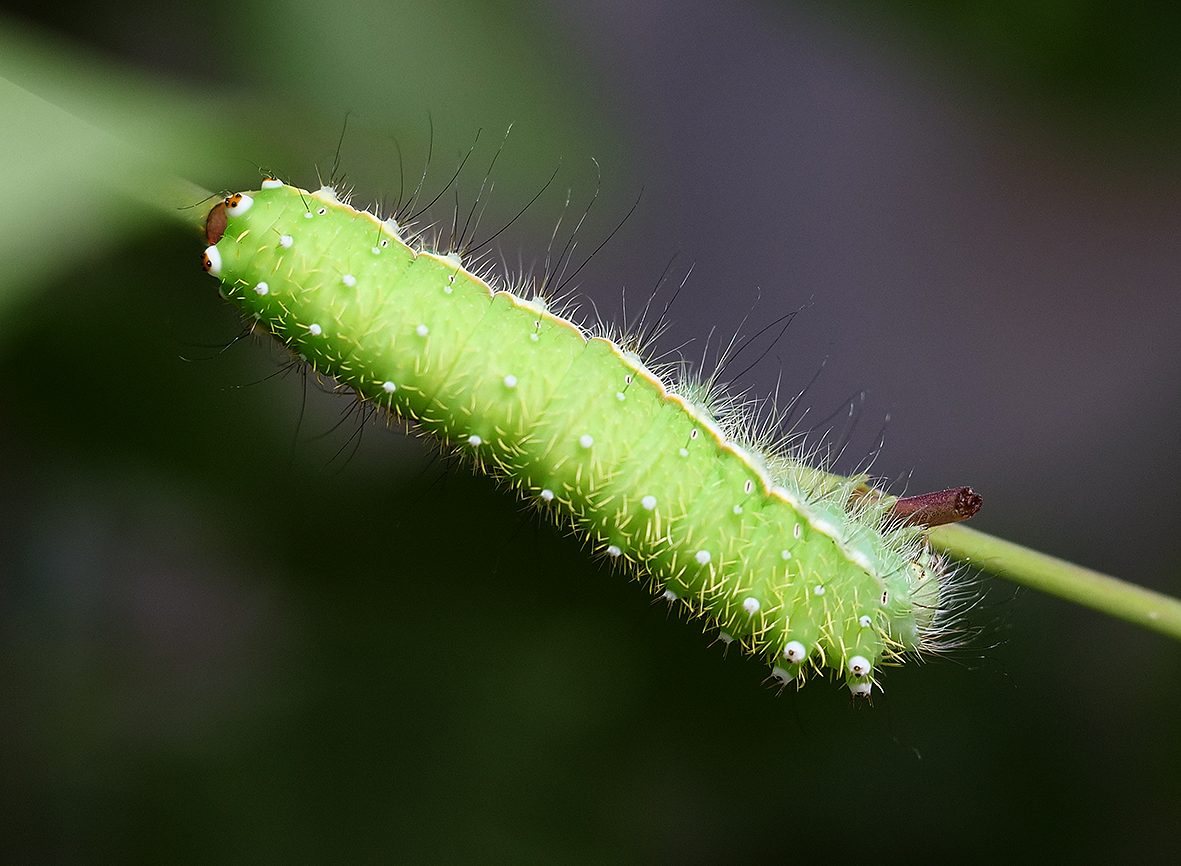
[{"x1": 1, "y1": 1, "x2": 1179, "y2": 861}]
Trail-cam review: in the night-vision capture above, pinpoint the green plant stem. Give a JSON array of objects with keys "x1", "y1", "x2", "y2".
[
  {"x1": 928, "y1": 523, "x2": 1181, "y2": 642},
  {"x1": 137, "y1": 174, "x2": 214, "y2": 236}
]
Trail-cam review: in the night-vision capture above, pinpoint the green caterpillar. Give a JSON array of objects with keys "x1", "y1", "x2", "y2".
[{"x1": 200, "y1": 180, "x2": 967, "y2": 697}]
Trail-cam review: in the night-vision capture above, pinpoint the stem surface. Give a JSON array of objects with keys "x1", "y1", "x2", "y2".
[{"x1": 928, "y1": 523, "x2": 1181, "y2": 642}]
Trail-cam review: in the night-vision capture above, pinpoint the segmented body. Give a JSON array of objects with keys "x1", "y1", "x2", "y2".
[{"x1": 201, "y1": 182, "x2": 949, "y2": 695}]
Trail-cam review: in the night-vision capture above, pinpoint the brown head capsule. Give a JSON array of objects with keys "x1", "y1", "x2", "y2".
[{"x1": 205, "y1": 200, "x2": 228, "y2": 246}]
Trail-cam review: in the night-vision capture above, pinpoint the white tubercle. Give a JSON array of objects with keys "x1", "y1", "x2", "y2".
[
  {"x1": 228, "y1": 193, "x2": 254, "y2": 215},
  {"x1": 202, "y1": 246, "x2": 222, "y2": 277},
  {"x1": 783, "y1": 641, "x2": 806, "y2": 663},
  {"x1": 848, "y1": 656, "x2": 872, "y2": 678}
]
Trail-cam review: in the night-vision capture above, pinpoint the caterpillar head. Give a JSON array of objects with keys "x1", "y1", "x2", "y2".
[{"x1": 202, "y1": 190, "x2": 260, "y2": 276}]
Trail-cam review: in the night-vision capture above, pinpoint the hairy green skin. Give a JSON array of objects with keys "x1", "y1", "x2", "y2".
[{"x1": 202, "y1": 182, "x2": 950, "y2": 696}]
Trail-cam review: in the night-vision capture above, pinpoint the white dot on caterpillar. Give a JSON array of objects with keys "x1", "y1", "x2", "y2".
[
  {"x1": 641, "y1": 495, "x2": 657, "y2": 511},
  {"x1": 304, "y1": 212, "x2": 314, "y2": 219},
  {"x1": 308, "y1": 323, "x2": 322, "y2": 336},
  {"x1": 848, "y1": 681, "x2": 873, "y2": 698},
  {"x1": 718, "y1": 632, "x2": 734, "y2": 646},
  {"x1": 783, "y1": 641, "x2": 807, "y2": 663},
  {"x1": 260, "y1": 178, "x2": 283, "y2": 189},
  {"x1": 415, "y1": 324, "x2": 429, "y2": 337},
  {"x1": 539, "y1": 488, "x2": 554, "y2": 502},
  {"x1": 225, "y1": 193, "x2": 253, "y2": 215},
  {"x1": 579, "y1": 434, "x2": 594, "y2": 449},
  {"x1": 732, "y1": 504, "x2": 743, "y2": 515},
  {"x1": 279, "y1": 234, "x2": 293, "y2": 248},
  {"x1": 467, "y1": 435, "x2": 482, "y2": 446},
  {"x1": 780, "y1": 549, "x2": 792, "y2": 560},
  {"x1": 371, "y1": 246, "x2": 382, "y2": 255},
  {"x1": 254, "y1": 281, "x2": 269, "y2": 296},
  {"x1": 662, "y1": 589, "x2": 678, "y2": 602},
  {"x1": 742, "y1": 597, "x2": 760, "y2": 615},
  {"x1": 503, "y1": 374, "x2": 517, "y2": 389},
  {"x1": 859, "y1": 615, "x2": 873, "y2": 628},
  {"x1": 342, "y1": 274, "x2": 357, "y2": 287},
  {"x1": 615, "y1": 392, "x2": 626, "y2": 401},
  {"x1": 848, "y1": 656, "x2": 872, "y2": 677},
  {"x1": 606, "y1": 544, "x2": 622, "y2": 558},
  {"x1": 678, "y1": 448, "x2": 689, "y2": 458},
  {"x1": 316, "y1": 186, "x2": 338, "y2": 202},
  {"x1": 813, "y1": 584, "x2": 826, "y2": 596},
  {"x1": 202, "y1": 246, "x2": 222, "y2": 276},
  {"x1": 382, "y1": 381, "x2": 397, "y2": 394},
  {"x1": 694, "y1": 550, "x2": 711, "y2": 565}
]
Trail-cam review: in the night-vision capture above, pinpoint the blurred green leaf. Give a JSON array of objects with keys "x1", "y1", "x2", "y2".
[{"x1": 0, "y1": 19, "x2": 230, "y2": 319}]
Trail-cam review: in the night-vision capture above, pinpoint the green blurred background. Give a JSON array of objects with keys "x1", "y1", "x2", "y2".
[{"x1": 2, "y1": 1, "x2": 1179, "y2": 860}]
